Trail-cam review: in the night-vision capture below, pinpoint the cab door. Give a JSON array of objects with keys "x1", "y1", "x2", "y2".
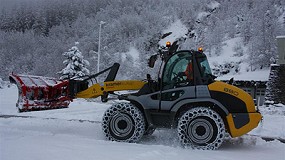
[{"x1": 159, "y1": 51, "x2": 196, "y2": 111}]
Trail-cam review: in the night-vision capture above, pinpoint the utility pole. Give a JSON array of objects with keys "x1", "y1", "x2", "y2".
[{"x1": 97, "y1": 21, "x2": 106, "y2": 73}]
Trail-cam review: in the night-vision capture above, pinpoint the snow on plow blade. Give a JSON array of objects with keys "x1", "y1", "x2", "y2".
[{"x1": 9, "y1": 73, "x2": 72, "y2": 112}]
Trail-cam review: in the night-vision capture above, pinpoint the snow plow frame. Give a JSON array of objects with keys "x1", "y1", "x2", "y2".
[
  {"x1": 9, "y1": 63, "x2": 146, "y2": 112},
  {"x1": 9, "y1": 73, "x2": 72, "y2": 112}
]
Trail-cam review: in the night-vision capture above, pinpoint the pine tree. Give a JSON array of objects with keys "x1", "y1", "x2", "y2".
[{"x1": 58, "y1": 43, "x2": 90, "y2": 80}]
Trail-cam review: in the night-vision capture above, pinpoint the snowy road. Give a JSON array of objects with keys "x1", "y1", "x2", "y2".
[{"x1": 1, "y1": 85, "x2": 285, "y2": 160}]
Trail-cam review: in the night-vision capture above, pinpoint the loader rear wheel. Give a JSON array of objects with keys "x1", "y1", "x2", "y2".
[
  {"x1": 178, "y1": 107, "x2": 225, "y2": 150},
  {"x1": 102, "y1": 102, "x2": 145, "y2": 142}
]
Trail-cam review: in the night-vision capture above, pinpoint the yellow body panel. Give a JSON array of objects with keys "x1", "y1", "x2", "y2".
[
  {"x1": 226, "y1": 113, "x2": 262, "y2": 137},
  {"x1": 76, "y1": 80, "x2": 146, "y2": 98},
  {"x1": 208, "y1": 81, "x2": 255, "y2": 112},
  {"x1": 208, "y1": 81, "x2": 262, "y2": 137}
]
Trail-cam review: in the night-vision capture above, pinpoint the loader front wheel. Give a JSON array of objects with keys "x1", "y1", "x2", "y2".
[
  {"x1": 178, "y1": 107, "x2": 225, "y2": 150},
  {"x1": 102, "y1": 102, "x2": 145, "y2": 142}
]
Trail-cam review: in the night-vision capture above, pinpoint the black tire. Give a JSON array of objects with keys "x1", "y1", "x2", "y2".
[
  {"x1": 102, "y1": 102, "x2": 145, "y2": 142},
  {"x1": 178, "y1": 107, "x2": 225, "y2": 150}
]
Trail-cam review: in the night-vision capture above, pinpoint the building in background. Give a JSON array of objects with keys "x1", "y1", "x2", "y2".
[{"x1": 265, "y1": 36, "x2": 285, "y2": 105}]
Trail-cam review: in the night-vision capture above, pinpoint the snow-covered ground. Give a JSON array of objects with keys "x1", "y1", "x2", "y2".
[{"x1": 1, "y1": 85, "x2": 285, "y2": 160}]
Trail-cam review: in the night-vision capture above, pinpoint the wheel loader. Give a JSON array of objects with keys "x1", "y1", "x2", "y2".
[
  {"x1": 101, "y1": 42, "x2": 262, "y2": 150},
  {"x1": 9, "y1": 42, "x2": 261, "y2": 150}
]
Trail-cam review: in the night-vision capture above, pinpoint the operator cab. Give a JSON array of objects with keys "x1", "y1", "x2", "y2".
[
  {"x1": 138, "y1": 42, "x2": 216, "y2": 96},
  {"x1": 162, "y1": 50, "x2": 214, "y2": 90}
]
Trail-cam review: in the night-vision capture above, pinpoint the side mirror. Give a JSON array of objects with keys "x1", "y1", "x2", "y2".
[
  {"x1": 228, "y1": 77, "x2": 234, "y2": 85},
  {"x1": 148, "y1": 55, "x2": 157, "y2": 68},
  {"x1": 210, "y1": 74, "x2": 217, "y2": 80},
  {"x1": 168, "y1": 41, "x2": 178, "y2": 54}
]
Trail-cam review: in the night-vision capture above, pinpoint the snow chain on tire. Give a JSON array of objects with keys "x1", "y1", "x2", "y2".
[
  {"x1": 102, "y1": 102, "x2": 145, "y2": 143},
  {"x1": 178, "y1": 107, "x2": 225, "y2": 150}
]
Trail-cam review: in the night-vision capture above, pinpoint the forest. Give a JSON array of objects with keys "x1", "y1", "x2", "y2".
[{"x1": 0, "y1": 0, "x2": 284, "y2": 80}]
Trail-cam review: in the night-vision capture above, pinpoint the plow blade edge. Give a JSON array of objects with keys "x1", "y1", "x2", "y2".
[{"x1": 9, "y1": 73, "x2": 72, "y2": 112}]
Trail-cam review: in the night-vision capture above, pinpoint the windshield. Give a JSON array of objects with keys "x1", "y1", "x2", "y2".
[
  {"x1": 162, "y1": 51, "x2": 192, "y2": 90},
  {"x1": 198, "y1": 57, "x2": 212, "y2": 77}
]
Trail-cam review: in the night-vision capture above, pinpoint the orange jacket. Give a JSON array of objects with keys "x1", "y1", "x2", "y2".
[{"x1": 184, "y1": 62, "x2": 193, "y2": 80}]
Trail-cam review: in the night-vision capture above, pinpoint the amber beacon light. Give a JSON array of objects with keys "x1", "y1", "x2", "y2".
[
  {"x1": 198, "y1": 47, "x2": 203, "y2": 52},
  {"x1": 166, "y1": 41, "x2": 171, "y2": 48}
]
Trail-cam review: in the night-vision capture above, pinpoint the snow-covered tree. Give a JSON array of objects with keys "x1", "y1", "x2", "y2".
[
  {"x1": 58, "y1": 44, "x2": 90, "y2": 80},
  {"x1": 0, "y1": 0, "x2": 284, "y2": 79}
]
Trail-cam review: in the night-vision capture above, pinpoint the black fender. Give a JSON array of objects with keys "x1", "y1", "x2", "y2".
[{"x1": 171, "y1": 98, "x2": 229, "y2": 115}]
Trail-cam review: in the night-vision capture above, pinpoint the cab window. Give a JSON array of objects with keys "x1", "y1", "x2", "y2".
[
  {"x1": 198, "y1": 57, "x2": 212, "y2": 77},
  {"x1": 162, "y1": 51, "x2": 192, "y2": 90}
]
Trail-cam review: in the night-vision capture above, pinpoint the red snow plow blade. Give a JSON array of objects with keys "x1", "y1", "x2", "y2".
[{"x1": 9, "y1": 73, "x2": 72, "y2": 112}]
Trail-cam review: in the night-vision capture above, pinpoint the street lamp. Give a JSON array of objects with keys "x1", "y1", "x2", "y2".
[{"x1": 97, "y1": 21, "x2": 106, "y2": 73}]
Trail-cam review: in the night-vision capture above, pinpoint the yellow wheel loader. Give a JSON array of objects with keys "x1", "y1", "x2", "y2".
[{"x1": 100, "y1": 43, "x2": 262, "y2": 150}]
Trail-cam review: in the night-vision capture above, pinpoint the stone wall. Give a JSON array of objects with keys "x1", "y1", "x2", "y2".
[{"x1": 265, "y1": 64, "x2": 285, "y2": 104}]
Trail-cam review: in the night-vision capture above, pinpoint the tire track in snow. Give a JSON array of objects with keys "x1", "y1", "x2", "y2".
[
  {"x1": 0, "y1": 114, "x2": 101, "y2": 124},
  {"x1": 1, "y1": 114, "x2": 285, "y2": 144},
  {"x1": 247, "y1": 134, "x2": 285, "y2": 143}
]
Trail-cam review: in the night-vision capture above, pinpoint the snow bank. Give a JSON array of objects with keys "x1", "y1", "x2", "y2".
[
  {"x1": 0, "y1": 78, "x2": 11, "y2": 89},
  {"x1": 260, "y1": 103, "x2": 285, "y2": 116},
  {"x1": 248, "y1": 103, "x2": 285, "y2": 139},
  {"x1": 156, "y1": 21, "x2": 271, "y2": 82},
  {"x1": 207, "y1": 37, "x2": 270, "y2": 81},
  {"x1": 159, "y1": 20, "x2": 188, "y2": 46},
  {"x1": 276, "y1": 35, "x2": 285, "y2": 39},
  {"x1": 217, "y1": 69, "x2": 270, "y2": 81}
]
